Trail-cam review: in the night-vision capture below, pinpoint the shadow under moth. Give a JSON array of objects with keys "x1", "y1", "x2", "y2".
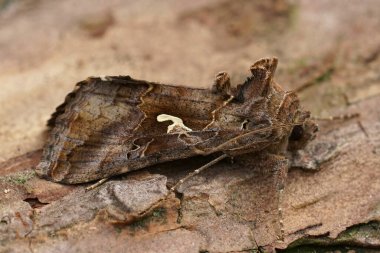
[{"x1": 36, "y1": 58, "x2": 318, "y2": 187}]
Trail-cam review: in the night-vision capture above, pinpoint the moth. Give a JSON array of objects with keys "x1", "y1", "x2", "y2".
[{"x1": 36, "y1": 58, "x2": 318, "y2": 184}]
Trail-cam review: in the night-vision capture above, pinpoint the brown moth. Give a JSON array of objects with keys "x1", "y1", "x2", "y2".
[{"x1": 36, "y1": 58, "x2": 318, "y2": 184}]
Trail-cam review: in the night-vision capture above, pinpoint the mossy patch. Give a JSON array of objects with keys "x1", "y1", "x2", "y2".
[
  {"x1": 129, "y1": 207, "x2": 167, "y2": 231},
  {"x1": 3, "y1": 171, "x2": 36, "y2": 185}
]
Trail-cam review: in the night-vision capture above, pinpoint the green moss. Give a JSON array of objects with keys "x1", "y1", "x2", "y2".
[
  {"x1": 129, "y1": 218, "x2": 149, "y2": 230},
  {"x1": 129, "y1": 207, "x2": 167, "y2": 231},
  {"x1": 152, "y1": 207, "x2": 166, "y2": 218},
  {"x1": 5, "y1": 171, "x2": 36, "y2": 185}
]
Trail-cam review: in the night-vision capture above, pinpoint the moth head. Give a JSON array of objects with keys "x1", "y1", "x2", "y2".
[{"x1": 288, "y1": 112, "x2": 318, "y2": 151}]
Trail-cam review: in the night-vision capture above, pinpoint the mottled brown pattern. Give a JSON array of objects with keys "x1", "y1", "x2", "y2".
[{"x1": 36, "y1": 58, "x2": 317, "y2": 184}]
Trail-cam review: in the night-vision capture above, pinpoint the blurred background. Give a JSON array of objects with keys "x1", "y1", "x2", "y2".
[{"x1": 0, "y1": 0, "x2": 379, "y2": 161}]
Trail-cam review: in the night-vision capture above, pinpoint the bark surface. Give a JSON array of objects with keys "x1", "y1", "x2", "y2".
[{"x1": 0, "y1": 0, "x2": 379, "y2": 252}]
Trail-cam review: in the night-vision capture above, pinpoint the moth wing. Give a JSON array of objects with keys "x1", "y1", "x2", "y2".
[
  {"x1": 36, "y1": 77, "x2": 153, "y2": 183},
  {"x1": 36, "y1": 76, "x2": 234, "y2": 183}
]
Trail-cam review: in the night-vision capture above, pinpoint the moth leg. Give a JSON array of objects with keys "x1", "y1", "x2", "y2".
[
  {"x1": 170, "y1": 154, "x2": 228, "y2": 192},
  {"x1": 237, "y1": 153, "x2": 288, "y2": 241},
  {"x1": 268, "y1": 154, "x2": 288, "y2": 241},
  {"x1": 85, "y1": 178, "x2": 109, "y2": 191}
]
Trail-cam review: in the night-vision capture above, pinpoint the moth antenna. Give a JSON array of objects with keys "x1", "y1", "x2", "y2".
[{"x1": 235, "y1": 57, "x2": 278, "y2": 102}]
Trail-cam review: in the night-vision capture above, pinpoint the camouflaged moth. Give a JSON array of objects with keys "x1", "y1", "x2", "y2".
[{"x1": 36, "y1": 58, "x2": 318, "y2": 184}]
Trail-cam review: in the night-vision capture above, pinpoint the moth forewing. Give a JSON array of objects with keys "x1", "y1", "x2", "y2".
[{"x1": 36, "y1": 57, "x2": 316, "y2": 184}]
